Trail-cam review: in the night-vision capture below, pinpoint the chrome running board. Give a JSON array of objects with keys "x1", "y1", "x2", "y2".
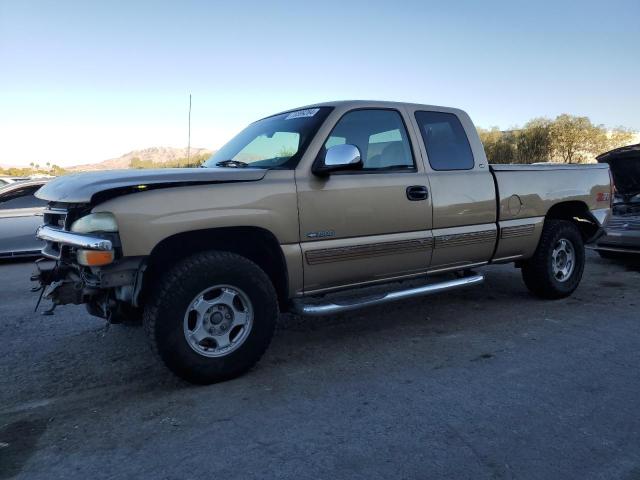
[{"x1": 291, "y1": 274, "x2": 484, "y2": 316}]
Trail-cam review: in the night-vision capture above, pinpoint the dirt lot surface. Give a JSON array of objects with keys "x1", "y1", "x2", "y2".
[{"x1": 1, "y1": 252, "x2": 639, "y2": 479}]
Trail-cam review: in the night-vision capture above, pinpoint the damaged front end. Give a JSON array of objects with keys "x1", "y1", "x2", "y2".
[{"x1": 32, "y1": 204, "x2": 145, "y2": 323}]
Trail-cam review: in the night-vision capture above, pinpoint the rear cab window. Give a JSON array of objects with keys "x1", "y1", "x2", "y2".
[{"x1": 414, "y1": 111, "x2": 475, "y2": 171}]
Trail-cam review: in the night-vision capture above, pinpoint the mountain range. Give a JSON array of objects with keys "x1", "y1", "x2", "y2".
[{"x1": 65, "y1": 146, "x2": 213, "y2": 171}]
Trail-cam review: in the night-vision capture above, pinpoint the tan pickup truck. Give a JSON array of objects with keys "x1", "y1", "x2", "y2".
[{"x1": 34, "y1": 101, "x2": 612, "y2": 383}]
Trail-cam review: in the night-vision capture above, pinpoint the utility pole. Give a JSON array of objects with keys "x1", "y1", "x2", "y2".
[{"x1": 187, "y1": 93, "x2": 192, "y2": 167}]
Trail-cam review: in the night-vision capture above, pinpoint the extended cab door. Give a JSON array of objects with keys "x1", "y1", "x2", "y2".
[
  {"x1": 408, "y1": 108, "x2": 497, "y2": 272},
  {"x1": 296, "y1": 107, "x2": 433, "y2": 293}
]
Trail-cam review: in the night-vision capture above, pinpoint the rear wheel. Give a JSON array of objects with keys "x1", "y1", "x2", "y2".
[
  {"x1": 144, "y1": 251, "x2": 278, "y2": 384},
  {"x1": 521, "y1": 220, "x2": 585, "y2": 299}
]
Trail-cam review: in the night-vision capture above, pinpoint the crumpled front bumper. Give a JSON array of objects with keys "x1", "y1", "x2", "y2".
[
  {"x1": 33, "y1": 226, "x2": 145, "y2": 319},
  {"x1": 36, "y1": 225, "x2": 114, "y2": 259},
  {"x1": 31, "y1": 254, "x2": 146, "y2": 319}
]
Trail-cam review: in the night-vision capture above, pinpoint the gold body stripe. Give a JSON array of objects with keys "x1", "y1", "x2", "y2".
[
  {"x1": 305, "y1": 227, "x2": 504, "y2": 265},
  {"x1": 501, "y1": 224, "x2": 535, "y2": 239},
  {"x1": 434, "y1": 230, "x2": 496, "y2": 249},
  {"x1": 305, "y1": 238, "x2": 433, "y2": 265}
]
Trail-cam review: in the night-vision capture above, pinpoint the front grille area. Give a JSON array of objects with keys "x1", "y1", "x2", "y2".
[
  {"x1": 43, "y1": 207, "x2": 69, "y2": 229},
  {"x1": 606, "y1": 216, "x2": 640, "y2": 231},
  {"x1": 40, "y1": 203, "x2": 91, "y2": 259}
]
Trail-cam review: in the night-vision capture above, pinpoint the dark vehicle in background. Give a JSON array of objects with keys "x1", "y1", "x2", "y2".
[
  {"x1": 0, "y1": 179, "x2": 49, "y2": 258},
  {"x1": 595, "y1": 144, "x2": 640, "y2": 258}
]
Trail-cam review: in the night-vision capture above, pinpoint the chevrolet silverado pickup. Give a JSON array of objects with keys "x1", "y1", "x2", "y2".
[{"x1": 33, "y1": 101, "x2": 612, "y2": 384}]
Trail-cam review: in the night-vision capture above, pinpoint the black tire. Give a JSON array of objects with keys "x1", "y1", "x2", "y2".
[
  {"x1": 521, "y1": 220, "x2": 585, "y2": 299},
  {"x1": 143, "y1": 251, "x2": 278, "y2": 384}
]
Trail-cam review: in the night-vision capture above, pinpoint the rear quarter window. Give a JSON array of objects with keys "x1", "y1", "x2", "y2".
[{"x1": 415, "y1": 111, "x2": 475, "y2": 171}]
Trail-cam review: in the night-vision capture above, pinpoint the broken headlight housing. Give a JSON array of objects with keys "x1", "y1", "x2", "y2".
[{"x1": 70, "y1": 212, "x2": 119, "y2": 234}]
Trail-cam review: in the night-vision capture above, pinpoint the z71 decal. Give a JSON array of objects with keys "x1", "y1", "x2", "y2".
[{"x1": 305, "y1": 230, "x2": 336, "y2": 239}]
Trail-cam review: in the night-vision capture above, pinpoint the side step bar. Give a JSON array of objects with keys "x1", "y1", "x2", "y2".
[{"x1": 291, "y1": 273, "x2": 484, "y2": 316}]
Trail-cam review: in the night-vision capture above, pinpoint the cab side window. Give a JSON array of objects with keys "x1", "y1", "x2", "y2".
[
  {"x1": 323, "y1": 109, "x2": 414, "y2": 171},
  {"x1": 415, "y1": 111, "x2": 475, "y2": 171}
]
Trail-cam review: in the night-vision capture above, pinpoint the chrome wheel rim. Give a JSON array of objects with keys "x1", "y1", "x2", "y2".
[
  {"x1": 551, "y1": 238, "x2": 575, "y2": 283},
  {"x1": 183, "y1": 285, "x2": 253, "y2": 358}
]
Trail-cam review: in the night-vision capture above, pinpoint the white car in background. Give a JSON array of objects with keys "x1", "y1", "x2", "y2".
[{"x1": 0, "y1": 179, "x2": 49, "y2": 258}]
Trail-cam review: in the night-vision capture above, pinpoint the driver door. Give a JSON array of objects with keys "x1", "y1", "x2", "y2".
[{"x1": 295, "y1": 108, "x2": 433, "y2": 293}]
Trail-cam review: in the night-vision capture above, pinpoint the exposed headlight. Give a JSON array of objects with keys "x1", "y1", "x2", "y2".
[{"x1": 70, "y1": 212, "x2": 119, "y2": 233}]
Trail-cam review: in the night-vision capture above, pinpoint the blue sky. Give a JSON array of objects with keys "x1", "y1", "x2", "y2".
[{"x1": 1, "y1": 0, "x2": 639, "y2": 166}]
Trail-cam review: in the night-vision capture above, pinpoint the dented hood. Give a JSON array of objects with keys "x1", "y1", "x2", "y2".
[
  {"x1": 597, "y1": 144, "x2": 640, "y2": 198},
  {"x1": 35, "y1": 167, "x2": 268, "y2": 203}
]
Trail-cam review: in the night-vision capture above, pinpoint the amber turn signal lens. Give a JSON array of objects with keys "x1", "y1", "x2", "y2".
[{"x1": 77, "y1": 249, "x2": 115, "y2": 266}]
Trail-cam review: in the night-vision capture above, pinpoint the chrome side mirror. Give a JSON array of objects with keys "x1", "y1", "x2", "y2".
[{"x1": 313, "y1": 144, "x2": 363, "y2": 176}]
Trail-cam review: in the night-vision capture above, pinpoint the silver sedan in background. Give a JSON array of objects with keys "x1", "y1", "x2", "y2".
[{"x1": 0, "y1": 179, "x2": 49, "y2": 258}]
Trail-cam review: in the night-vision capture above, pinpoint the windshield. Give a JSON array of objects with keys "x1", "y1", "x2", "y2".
[{"x1": 204, "y1": 107, "x2": 333, "y2": 169}]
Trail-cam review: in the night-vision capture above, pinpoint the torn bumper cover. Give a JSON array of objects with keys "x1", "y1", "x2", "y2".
[{"x1": 33, "y1": 226, "x2": 145, "y2": 321}]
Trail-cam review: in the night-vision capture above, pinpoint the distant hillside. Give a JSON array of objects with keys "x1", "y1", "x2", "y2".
[{"x1": 67, "y1": 146, "x2": 213, "y2": 171}]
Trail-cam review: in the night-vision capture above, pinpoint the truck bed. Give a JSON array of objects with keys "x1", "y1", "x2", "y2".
[
  {"x1": 488, "y1": 163, "x2": 611, "y2": 262},
  {"x1": 490, "y1": 163, "x2": 610, "y2": 222}
]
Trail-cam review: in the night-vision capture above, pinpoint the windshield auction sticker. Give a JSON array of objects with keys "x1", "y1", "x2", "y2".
[{"x1": 285, "y1": 108, "x2": 320, "y2": 120}]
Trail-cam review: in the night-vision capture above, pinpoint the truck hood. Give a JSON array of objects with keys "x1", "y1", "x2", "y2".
[
  {"x1": 36, "y1": 167, "x2": 268, "y2": 204},
  {"x1": 597, "y1": 144, "x2": 640, "y2": 198}
]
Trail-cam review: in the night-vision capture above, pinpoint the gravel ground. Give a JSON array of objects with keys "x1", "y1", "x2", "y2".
[{"x1": 1, "y1": 251, "x2": 639, "y2": 480}]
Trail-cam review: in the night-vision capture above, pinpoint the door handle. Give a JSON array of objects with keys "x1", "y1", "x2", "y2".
[{"x1": 406, "y1": 185, "x2": 428, "y2": 201}]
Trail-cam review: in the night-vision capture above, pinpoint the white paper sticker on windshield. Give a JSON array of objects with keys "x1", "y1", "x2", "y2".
[{"x1": 285, "y1": 108, "x2": 320, "y2": 120}]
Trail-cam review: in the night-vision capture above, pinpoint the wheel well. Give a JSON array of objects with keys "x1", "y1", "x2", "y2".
[
  {"x1": 545, "y1": 201, "x2": 599, "y2": 242},
  {"x1": 138, "y1": 227, "x2": 289, "y2": 309}
]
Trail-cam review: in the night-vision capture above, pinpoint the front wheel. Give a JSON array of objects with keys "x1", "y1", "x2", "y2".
[
  {"x1": 521, "y1": 220, "x2": 585, "y2": 299},
  {"x1": 144, "y1": 251, "x2": 278, "y2": 384}
]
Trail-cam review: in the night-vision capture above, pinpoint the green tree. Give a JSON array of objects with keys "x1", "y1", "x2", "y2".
[
  {"x1": 481, "y1": 115, "x2": 635, "y2": 165},
  {"x1": 606, "y1": 127, "x2": 635, "y2": 152},
  {"x1": 516, "y1": 118, "x2": 552, "y2": 163},
  {"x1": 477, "y1": 127, "x2": 517, "y2": 164},
  {"x1": 50, "y1": 164, "x2": 68, "y2": 176},
  {"x1": 550, "y1": 114, "x2": 609, "y2": 163}
]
